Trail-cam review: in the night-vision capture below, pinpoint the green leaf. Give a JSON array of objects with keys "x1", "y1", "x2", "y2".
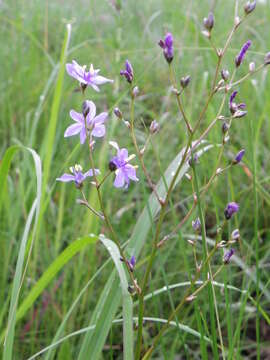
[{"x1": 3, "y1": 147, "x2": 42, "y2": 360}]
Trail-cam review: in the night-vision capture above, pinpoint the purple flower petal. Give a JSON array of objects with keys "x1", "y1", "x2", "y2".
[
  {"x1": 83, "y1": 168, "x2": 100, "y2": 178},
  {"x1": 70, "y1": 110, "x2": 84, "y2": 124},
  {"x1": 118, "y1": 148, "x2": 128, "y2": 161},
  {"x1": 94, "y1": 75, "x2": 114, "y2": 85},
  {"x1": 93, "y1": 112, "x2": 108, "y2": 124},
  {"x1": 80, "y1": 127, "x2": 87, "y2": 144},
  {"x1": 125, "y1": 164, "x2": 139, "y2": 181},
  {"x1": 114, "y1": 169, "x2": 125, "y2": 188},
  {"x1": 64, "y1": 123, "x2": 83, "y2": 138},
  {"x1": 56, "y1": 173, "x2": 75, "y2": 182},
  {"x1": 92, "y1": 124, "x2": 106, "y2": 137}
]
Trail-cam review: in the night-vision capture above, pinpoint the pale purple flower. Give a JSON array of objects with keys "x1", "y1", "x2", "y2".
[
  {"x1": 224, "y1": 202, "x2": 239, "y2": 220},
  {"x1": 235, "y1": 40, "x2": 252, "y2": 67},
  {"x1": 233, "y1": 149, "x2": 245, "y2": 164},
  {"x1": 231, "y1": 229, "x2": 240, "y2": 241},
  {"x1": 159, "y1": 33, "x2": 174, "y2": 63},
  {"x1": 64, "y1": 101, "x2": 108, "y2": 144},
  {"x1": 56, "y1": 164, "x2": 100, "y2": 188},
  {"x1": 223, "y1": 248, "x2": 235, "y2": 264},
  {"x1": 264, "y1": 52, "x2": 270, "y2": 65},
  {"x1": 120, "y1": 60, "x2": 134, "y2": 83},
  {"x1": 66, "y1": 60, "x2": 113, "y2": 92},
  {"x1": 109, "y1": 141, "x2": 139, "y2": 188}
]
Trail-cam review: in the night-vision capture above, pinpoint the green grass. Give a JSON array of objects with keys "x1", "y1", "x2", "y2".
[{"x1": 1, "y1": 0, "x2": 270, "y2": 358}]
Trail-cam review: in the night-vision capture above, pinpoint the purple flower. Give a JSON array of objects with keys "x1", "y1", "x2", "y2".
[
  {"x1": 223, "y1": 248, "x2": 235, "y2": 264},
  {"x1": 120, "y1": 60, "x2": 134, "y2": 83},
  {"x1": 224, "y1": 202, "x2": 239, "y2": 220},
  {"x1": 109, "y1": 141, "x2": 139, "y2": 188},
  {"x1": 231, "y1": 229, "x2": 240, "y2": 241},
  {"x1": 159, "y1": 33, "x2": 174, "y2": 63},
  {"x1": 66, "y1": 61, "x2": 113, "y2": 92},
  {"x1": 229, "y1": 91, "x2": 247, "y2": 118},
  {"x1": 64, "y1": 101, "x2": 108, "y2": 144},
  {"x1": 235, "y1": 40, "x2": 252, "y2": 67},
  {"x1": 56, "y1": 164, "x2": 100, "y2": 188},
  {"x1": 233, "y1": 149, "x2": 245, "y2": 164}
]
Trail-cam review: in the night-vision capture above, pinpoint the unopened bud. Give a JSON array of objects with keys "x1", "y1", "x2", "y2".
[
  {"x1": 114, "y1": 107, "x2": 123, "y2": 119},
  {"x1": 234, "y1": 16, "x2": 241, "y2": 27},
  {"x1": 124, "y1": 121, "x2": 130, "y2": 128},
  {"x1": 249, "y1": 62, "x2": 255, "y2": 72},
  {"x1": 244, "y1": 1, "x2": 256, "y2": 15},
  {"x1": 203, "y1": 12, "x2": 214, "y2": 31},
  {"x1": 82, "y1": 100, "x2": 91, "y2": 117},
  {"x1": 150, "y1": 120, "x2": 160, "y2": 134},
  {"x1": 221, "y1": 69, "x2": 230, "y2": 81},
  {"x1": 264, "y1": 52, "x2": 270, "y2": 65},
  {"x1": 180, "y1": 75, "x2": 191, "y2": 89},
  {"x1": 231, "y1": 229, "x2": 240, "y2": 241},
  {"x1": 233, "y1": 110, "x2": 247, "y2": 118},
  {"x1": 222, "y1": 122, "x2": 229, "y2": 134},
  {"x1": 132, "y1": 86, "x2": 139, "y2": 98}
]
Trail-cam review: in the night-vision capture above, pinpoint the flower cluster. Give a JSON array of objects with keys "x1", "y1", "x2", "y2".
[
  {"x1": 57, "y1": 60, "x2": 139, "y2": 189},
  {"x1": 159, "y1": 33, "x2": 174, "y2": 63}
]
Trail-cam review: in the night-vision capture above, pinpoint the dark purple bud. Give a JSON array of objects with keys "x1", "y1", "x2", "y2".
[
  {"x1": 223, "y1": 248, "x2": 235, "y2": 264},
  {"x1": 108, "y1": 160, "x2": 117, "y2": 172},
  {"x1": 114, "y1": 107, "x2": 123, "y2": 119},
  {"x1": 229, "y1": 91, "x2": 238, "y2": 114},
  {"x1": 235, "y1": 40, "x2": 252, "y2": 67},
  {"x1": 192, "y1": 217, "x2": 201, "y2": 232},
  {"x1": 82, "y1": 100, "x2": 91, "y2": 117},
  {"x1": 180, "y1": 75, "x2": 191, "y2": 88},
  {"x1": 264, "y1": 52, "x2": 270, "y2": 65},
  {"x1": 221, "y1": 69, "x2": 230, "y2": 81},
  {"x1": 222, "y1": 122, "x2": 229, "y2": 134},
  {"x1": 158, "y1": 39, "x2": 165, "y2": 49},
  {"x1": 244, "y1": 1, "x2": 256, "y2": 14},
  {"x1": 150, "y1": 120, "x2": 160, "y2": 134},
  {"x1": 224, "y1": 202, "x2": 239, "y2": 220},
  {"x1": 128, "y1": 255, "x2": 136, "y2": 271},
  {"x1": 203, "y1": 12, "x2": 214, "y2": 31},
  {"x1": 233, "y1": 149, "x2": 245, "y2": 164},
  {"x1": 120, "y1": 59, "x2": 134, "y2": 83},
  {"x1": 231, "y1": 229, "x2": 240, "y2": 241},
  {"x1": 159, "y1": 32, "x2": 174, "y2": 63}
]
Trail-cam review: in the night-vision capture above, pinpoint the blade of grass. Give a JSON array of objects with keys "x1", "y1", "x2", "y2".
[
  {"x1": 99, "y1": 235, "x2": 133, "y2": 360},
  {"x1": 3, "y1": 147, "x2": 42, "y2": 360}
]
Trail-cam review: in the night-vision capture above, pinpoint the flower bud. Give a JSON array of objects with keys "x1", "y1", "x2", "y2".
[
  {"x1": 192, "y1": 217, "x2": 201, "y2": 232},
  {"x1": 223, "y1": 248, "x2": 235, "y2": 264},
  {"x1": 244, "y1": 1, "x2": 256, "y2": 15},
  {"x1": 203, "y1": 12, "x2": 214, "y2": 31},
  {"x1": 233, "y1": 110, "x2": 247, "y2": 118},
  {"x1": 233, "y1": 149, "x2": 245, "y2": 164},
  {"x1": 264, "y1": 52, "x2": 270, "y2": 65},
  {"x1": 180, "y1": 75, "x2": 191, "y2": 89},
  {"x1": 82, "y1": 100, "x2": 91, "y2": 117},
  {"x1": 222, "y1": 122, "x2": 229, "y2": 134},
  {"x1": 114, "y1": 107, "x2": 123, "y2": 119},
  {"x1": 249, "y1": 62, "x2": 255, "y2": 72},
  {"x1": 224, "y1": 202, "x2": 239, "y2": 220},
  {"x1": 231, "y1": 229, "x2": 240, "y2": 241},
  {"x1": 132, "y1": 86, "x2": 139, "y2": 98},
  {"x1": 221, "y1": 69, "x2": 230, "y2": 81},
  {"x1": 150, "y1": 120, "x2": 160, "y2": 134},
  {"x1": 108, "y1": 160, "x2": 117, "y2": 172}
]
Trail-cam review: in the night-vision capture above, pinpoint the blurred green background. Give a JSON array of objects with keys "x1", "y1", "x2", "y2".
[{"x1": 1, "y1": 0, "x2": 270, "y2": 358}]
